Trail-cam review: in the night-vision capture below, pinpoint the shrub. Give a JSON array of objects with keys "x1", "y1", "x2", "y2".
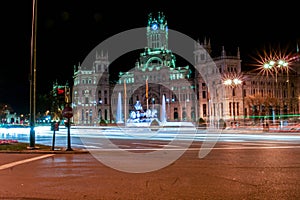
[
  {"x1": 219, "y1": 119, "x2": 226, "y2": 129},
  {"x1": 198, "y1": 118, "x2": 207, "y2": 129},
  {"x1": 99, "y1": 119, "x2": 107, "y2": 126}
]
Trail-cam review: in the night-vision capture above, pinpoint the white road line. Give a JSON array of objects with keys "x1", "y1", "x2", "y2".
[{"x1": 0, "y1": 154, "x2": 55, "y2": 171}]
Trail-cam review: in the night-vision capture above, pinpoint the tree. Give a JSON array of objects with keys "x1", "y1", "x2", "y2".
[
  {"x1": 198, "y1": 117, "x2": 207, "y2": 129},
  {"x1": 36, "y1": 94, "x2": 52, "y2": 114},
  {"x1": 245, "y1": 94, "x2": 279, "y2": 123},
  {"x1": 0, "y1": 104, "x2": 14, "y2": 123}
]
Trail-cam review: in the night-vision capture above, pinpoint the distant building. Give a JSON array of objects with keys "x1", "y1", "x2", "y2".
[
  {"x1": 71, "y1": 12, "x2": 300, "y2": 126},
  {"x1": 72, "y1": 51, "x2": 110, "y2": 125}
]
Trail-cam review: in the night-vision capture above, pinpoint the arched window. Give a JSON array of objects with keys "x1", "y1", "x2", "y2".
[
  {"x1": 105, "y1": 109, "x2": 108, "y2": 120},
  {"x1": 182, "y1": 111, "x2": 187, "y2": 121},
  {"x1": 191, "y1": 111, "x2": 195, "y2": 121},
  {"x1": 174, "y1": 112, "x2": 178, "y2": 120}
]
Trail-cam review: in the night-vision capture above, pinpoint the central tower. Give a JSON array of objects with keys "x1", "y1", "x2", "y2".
[{"x1": 146, "y1": 12, "x2": 168, "y2": 49}]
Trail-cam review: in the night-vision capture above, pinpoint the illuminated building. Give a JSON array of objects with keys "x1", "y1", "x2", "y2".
[
  {"x1": 113, "y1": 12, "x2": 194, "y2": 123},
  {"x1": 71, "y1": 12, "x2": 300, "y2": 126},
  {"x1": 72, "y1": 51, "x2": 110, "y2": 125}
]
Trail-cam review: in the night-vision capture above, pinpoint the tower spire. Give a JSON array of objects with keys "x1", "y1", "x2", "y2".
[
  {"x1": 221, "y1": 46, "x2": 226, "y2": 57},
  {"x1": 146, "y1": 12, "x2": 168, "y2": 49}
]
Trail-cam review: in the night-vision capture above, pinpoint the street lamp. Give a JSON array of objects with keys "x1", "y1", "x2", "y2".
[
  {"x1": 298, "y1": 96, "x2": 300, "y2": 115},
  {"x1": 29, "y1": 0, "x2": 38, "y2": 149},
  {"x1": 262, "y1": 58, "x2": 289, "y2": 120},
  {"x1": 99, "y1": 99, "x2": 102, "y2": 121},
  {"x1": 223, "y1": 78, "x2": 242, "y2": 123},
  {"x1": 166, "y1": 98, "x2": 169, "y2": 121},
  {"x1": 152, "y1": 98, "x2": 155, "y2": 110},
  {"x1": 263, "y1": 59, "x2": 288, "y2": 83}
]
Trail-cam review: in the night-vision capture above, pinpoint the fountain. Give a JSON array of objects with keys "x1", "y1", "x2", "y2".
[
  {"x1": 116, "y1": 92, "x2": 123, "y2": 123},
  {"x1": 160, "y1": 95, "x2": 167, "y2": 124},
  {"x1": 126, "y1": 99, "x2": 159, "y2": 126},
  {"x1": 125, "y1": 95, "x2": 194, "y2": 128}
]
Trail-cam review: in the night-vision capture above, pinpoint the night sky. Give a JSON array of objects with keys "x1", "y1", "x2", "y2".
[{"x1": 1, "y1": 0, "x2": 299, "y2": 114}]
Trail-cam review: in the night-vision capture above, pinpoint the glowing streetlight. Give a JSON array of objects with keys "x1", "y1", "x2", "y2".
[
  {"x1": 263, "y1": 60, "x2": 275, "y2": 69},
  {"x1": 223, "y1": 78, "x2": 242, "y2": 87},
  {"x1": 253, "y1": 47, "x2": 296, "y2": 122},
  {"x1": 262, "y1": 58, "x2": 290, "y2": 118},
  {"x1": 166, "y1": 98, "x2": 169, "y2": 120},
  {"x1": 277, "y1": 59, "x2": 288, "y2": 67},
  {"x1": 262, "y1": 59, "x2": 289, "y2": 82},
  {"x1": 223, "y1": 77, "x2": 242, "y2": 123}
]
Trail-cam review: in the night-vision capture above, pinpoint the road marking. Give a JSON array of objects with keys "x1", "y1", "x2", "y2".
[{"x1": 0, "y1": 154, "x2": 55, "y2": 171}]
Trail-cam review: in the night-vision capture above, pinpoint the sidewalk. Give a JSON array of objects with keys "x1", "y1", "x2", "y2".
[
  {"x1": 0, "y1": 149, "x2": 90, "y2": 154},
  {"x1": 0, "y1": 145, "x2": 89, "y2": 154}
]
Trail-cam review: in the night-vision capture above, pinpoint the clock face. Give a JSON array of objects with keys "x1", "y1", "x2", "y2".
[{"x1": 151, "y1": 23, "x2": 158, "y2": 30}]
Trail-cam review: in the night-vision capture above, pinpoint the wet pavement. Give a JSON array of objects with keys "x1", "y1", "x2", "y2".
[{"x1": 1, "y1": 140, "x2": 300, "y2": 199}]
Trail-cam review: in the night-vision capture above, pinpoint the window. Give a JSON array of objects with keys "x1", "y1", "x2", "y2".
[
  {"x1": 81, "y1": 109, "x2": 84, "y2": 121},
  {"x1": 202, "y1": 91, "x2": 206, "y2": 99},
  {"x1": 200, "y1": 54, "x2": 205, "y2": 60},
  {"x1": 220, "y1": 103, "x2": 223, "y2": 116}
]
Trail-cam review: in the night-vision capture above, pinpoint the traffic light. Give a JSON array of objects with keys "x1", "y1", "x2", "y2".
[
  {"x1": 57, "y1": 87, "x2": 64, "y2": 95},
  {"x1": 65, "y1": 87, "x2": 71, "y2": 103},
  {"x1": 56, "y1": 86, "x2": 71, "y2": 103},
  {"x1": 56, "y1": 86, "x2": 65, "y2": 102},
  {"x1": 52, "y1": 84, "x2": 71, "y2": 105}
]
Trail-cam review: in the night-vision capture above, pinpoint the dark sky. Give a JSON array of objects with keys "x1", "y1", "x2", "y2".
[{"x1": 1, "y1": 0, "x2": 299, "y2": 114}]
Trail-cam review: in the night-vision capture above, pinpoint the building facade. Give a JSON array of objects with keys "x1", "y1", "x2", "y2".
[
  {"x1": 71, "y1": 12, "x2": 300, "y2": 126},
  {"x1": 72, "y1": 51, "x2": 111, "y2": 125}
]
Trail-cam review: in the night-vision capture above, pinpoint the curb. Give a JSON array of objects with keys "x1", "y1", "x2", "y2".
[{"x1": 0, "y1": 149, "x2": 90, "y2": 154}]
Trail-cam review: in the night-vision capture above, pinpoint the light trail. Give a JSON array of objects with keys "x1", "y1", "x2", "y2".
[
  {"x1": 1, "y1": 127, "x2": 300, "y2": 149},
  {"x1": 86, "y1": 145, "x2": 300, "y2": 152}
]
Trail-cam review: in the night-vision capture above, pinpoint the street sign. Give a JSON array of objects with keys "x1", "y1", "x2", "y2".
[{"x1": 62, "y1": 106, "x2": 73, "y2": 118}]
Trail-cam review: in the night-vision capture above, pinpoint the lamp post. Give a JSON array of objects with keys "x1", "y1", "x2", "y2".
[
  {"x1": 298, "y1": 96, "x2": 300, "y2": 115},
  {"x1": 166, "y1": 98, "x2": 169, "y2": 121},
  {"x1": 223, "y1": 78, "x2": 242, "y2": 124},
  {"x1": 94, "y1": 100, "x2": 97, "y2": 126},
  {"x1": 152, "y1": 98, "x2": 155, "y2": 111},
  {"x1": 29, "y1": 0, "x2": 38, "y2": 149},
  {"x1": 263, "y1": 58, "x2": 289, "y2": 122},
  {"x1": 263, "y1": 58, "x2": 288, "y2": 84},
  {"x1": 99, "y1": 99, "x2": 102, "y2": 120}
]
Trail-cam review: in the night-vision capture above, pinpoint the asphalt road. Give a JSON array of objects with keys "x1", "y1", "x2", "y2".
[{"x1": 1, "y1": 140, "x2": 300, "y2": 200}]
